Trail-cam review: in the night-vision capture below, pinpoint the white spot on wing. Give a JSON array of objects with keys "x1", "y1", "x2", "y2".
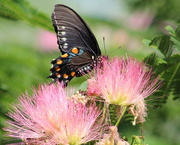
[
  {"x1": 57, "y1": 26, "x2": 61, "y2": 31},
  {"x1": 63, "y1": 45, "x2": 68, "y2": 49},
  {"x1": 61, "y1": 38, "x2": 67, "y2": 41},
  {"x1": 61, "y1": 31, "x2": 66, "y2": 35},
  {"x1": 63, "y1": 43, "x2": 68, "y2": 49}
]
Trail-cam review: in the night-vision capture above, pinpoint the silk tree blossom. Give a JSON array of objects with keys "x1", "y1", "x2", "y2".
[
  {"x1": 87, "y1": 57, "x2": 161, "y2": 124},
  {"x1": 4, "y1": 83, "x2": 106, "y2": 145},
  {"x1": 96, "y1": 126, "x2": 130, "y2": 145},
  {"x1": 128, "y1": 100, "x2": 148, "y2": 125}
]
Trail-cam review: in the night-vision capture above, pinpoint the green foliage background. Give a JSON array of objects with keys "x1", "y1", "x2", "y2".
[{"x1": 0, "y1": 0, "x2": 179, "y2": 144}]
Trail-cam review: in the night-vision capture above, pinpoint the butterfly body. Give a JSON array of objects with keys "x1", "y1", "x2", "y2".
[{"x1": 48, "y1": 4, "x2": 102, "y2": 85}]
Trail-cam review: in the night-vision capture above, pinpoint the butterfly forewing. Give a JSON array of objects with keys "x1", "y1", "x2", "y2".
[
  {"x1": 49, "y1": 4, "x2": 102, "y2": 86},
  {"x1": 52, "y1": 4, "x2": 101, "y2": 56}
]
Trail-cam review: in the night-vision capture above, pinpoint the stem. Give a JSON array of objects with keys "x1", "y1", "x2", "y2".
[
  {"x1": 115, "y1": 106, "x2": 127, "y2": 127},
  {"x1": 102, "y1": 103, "x2": 109, "y2": 123}
]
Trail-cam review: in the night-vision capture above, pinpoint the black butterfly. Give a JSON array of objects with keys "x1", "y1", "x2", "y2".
[{"x1": 48, "y1": 4, "x2": 102, "y2": 85}]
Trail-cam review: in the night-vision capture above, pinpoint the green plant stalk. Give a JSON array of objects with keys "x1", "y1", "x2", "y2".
[{"x1": 115, "y1": 106, "x2": 127, "y2": 127}]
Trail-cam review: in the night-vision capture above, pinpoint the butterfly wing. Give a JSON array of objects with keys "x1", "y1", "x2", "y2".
[
  {"x1": 52, "y1": 4, "x2": 101, "y2": 56},
  {"x1": 49, "y1": 4, "x2": 101, "y2": 86}
]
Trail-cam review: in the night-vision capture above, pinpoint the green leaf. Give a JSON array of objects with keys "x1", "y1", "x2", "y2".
[
  {"x1": 175, "y1": 24, "x2": 180, "y2": 40},
  {"x1": 124, "y1": 113, "x2": 134, "y2": 123},
  {"x1": 149, "y1": 35, "x2": 162, "y2": 49},
  {"x1": 143, "y1": 53, "x2": 158, "y2": 69},
  {"x1": 152, "y1": 54, "x2": 180, "y2": 102},
  {"x1": 169, "y1": 55, "x2": 180, "y2": 100},
  {"x1": 131, "y1": 136, "x2": 145, "y2": 145},
  {"x1": 170, "y1": 37, "x2": 180, "y2": 51},
  {"x1": 142, "y1": 39, "x2": 151, "y2": 47},
  {"x1": 165, "y1": 24, "x2": 180, "y2": 51},
  {"x1": 172, "y1": 24, "x2": 180, "y2": 51},
  {"x1": 165, "y1": 25, "x2": 175, "y2": 37},
  {"x1": 145, "y1": 53, "x2": 180, "y2": 106},
  {"x1": 159, "y1": 35, "x2": 173, "y2": 59},
  {"x1": 146, "y1": 90, "x2": 167, "y2": 108},
  {"x1": 149, "y1": 35, "x2": 173, "y2": 60},
  {"x1": 0, "y1": 0, "x2": 53, "y2": 31},
  {"x1": 79, "y1": 81, "x2": 88, "y2": 91}
]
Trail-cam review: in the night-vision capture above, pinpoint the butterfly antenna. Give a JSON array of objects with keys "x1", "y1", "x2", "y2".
[{"x1": 103, "y1": 37, "x2": 107, "y2": 54}]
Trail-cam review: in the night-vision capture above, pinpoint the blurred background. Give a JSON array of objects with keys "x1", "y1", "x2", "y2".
[{"x1": 0, "y1": 0, "x2": 179, "y2": 144}]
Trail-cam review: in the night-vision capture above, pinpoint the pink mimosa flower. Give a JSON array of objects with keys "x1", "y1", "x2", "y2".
[
  {"x1": 128, "y1": 100, "x2": 148, "y2": 125},
  {"x1": 88, "y1": 57, "x2": 160, "y2": 106},
  {"x1": 96, "y1": 126, "x2": 130, "y2": 145},
  {"x1": 87, "y1": 57, "x2": 161, "y2": 123},
  {"x1": 4, "y1": 84, "x2": 106, "y2": 145},
  {"x1": 87, "y1": 78, "x2": 102, "y2": 96}
]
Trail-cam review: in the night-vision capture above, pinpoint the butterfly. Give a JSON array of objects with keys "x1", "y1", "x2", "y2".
[{"x1": 48, "y1": 4, "x2": 102, "y2": 86}]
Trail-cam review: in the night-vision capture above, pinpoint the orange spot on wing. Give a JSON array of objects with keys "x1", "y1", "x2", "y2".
[
  {"x1": 71, "y1": 48, "x2": 79, "y2": 54},
  {"x1": 56, "y1": 73, "x2": 61, "y2": 78},
  {"x1": 71, "y1": 72, "x2": 76, "y2": 77},
  {"x1": 57, "y1": 60, "x2": 62, "y2": 64},
  {"x1": 61, "y1": 53, "x2": 68, "y2": 58},
  {"x1": 55, "y1": 66, "x2": 60, "y2": 71},
  {"x1": 63, "y1": 74, "x2": 68, "y2": 78}
]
